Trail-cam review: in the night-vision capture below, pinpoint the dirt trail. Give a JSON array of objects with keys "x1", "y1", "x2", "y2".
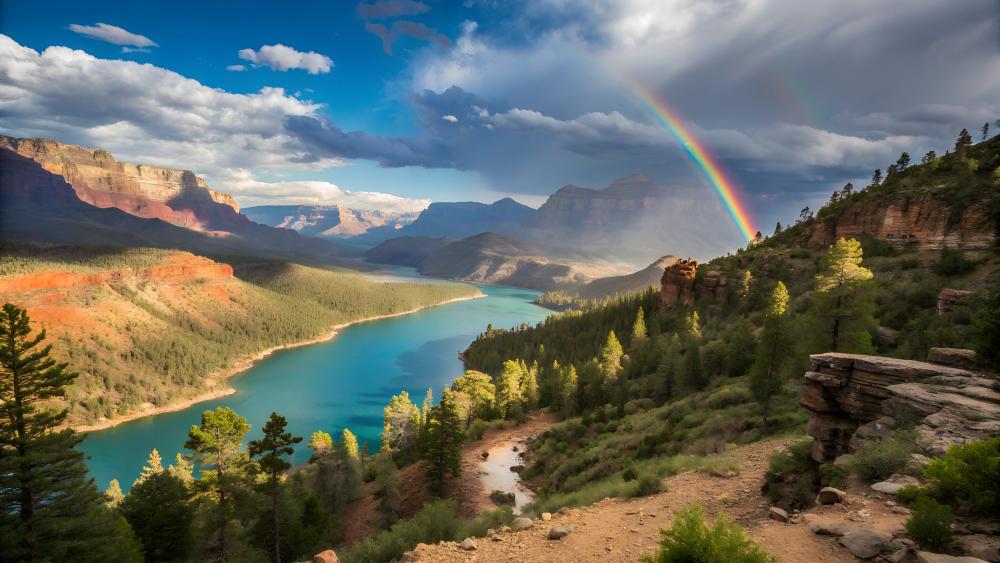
[{"x1": 406, "y1": 437, "x2": 907, "y2": 562}]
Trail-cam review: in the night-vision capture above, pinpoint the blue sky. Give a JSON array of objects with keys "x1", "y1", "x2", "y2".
[{"x1": 2, "y1": 0, "x2": 998, "y2": 253}]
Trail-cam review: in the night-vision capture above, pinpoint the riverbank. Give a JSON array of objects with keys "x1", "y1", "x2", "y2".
[{"x1": 75, "y1": 292, "x2": 485, "y2": 433}]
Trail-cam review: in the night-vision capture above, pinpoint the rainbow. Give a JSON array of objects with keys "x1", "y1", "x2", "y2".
[{"x1": 624, "y1": 80, "x2": 757, "y2": 242}]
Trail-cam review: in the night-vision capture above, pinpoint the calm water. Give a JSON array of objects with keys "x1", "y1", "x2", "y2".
[{"x1": 80, "y1": 274, "x2": 548, "y2": 491}]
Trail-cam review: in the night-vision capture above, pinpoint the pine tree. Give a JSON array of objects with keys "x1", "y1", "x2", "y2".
[
  {"x1": 560, "y1": 365, "x2": 578, "y2": 418},
  {"x1": 184, "y1": 406, "x2": 251, "y2": 561},
  {"x1": 922, "y1": 150, "x2": 937, "y2": 164},
  {"x1": 104, "y1": 479, "x2": 124, "y2": 508},
  {"x1": 0, "y1": 303, "x2": 140, "y2": 562},
  {"x1": 341, "y1": 428, "x2": 360, "y2": 463},
  {"x1": 120, "y1": 470, "x2": 194, "y2": 562},
  {"x1": 811, "y1": 238, "x2": 876, "y2": 353},
  {"x1": 133, "y1": 448, "x2": 164, "y2": 487},
  {"x1": 630, "y1": 308, "x2": 648, "y2": 348},
  {"x1": 750, "y1": 282, "x2": 793, "y2": 430},
  {"x1": 167, "y1": 453, "x2": 194, "y2": 486},
  {"x1": 797, "y1": 206, "x2": 813, "y2": 224},
  {"x1": 972, "y1": 287, "x2": 1000, "y2": 370},
  {"x1": 308, "y1": 431, "x2": 333, "y2": 456},
  {"x1": 723, "y1": 318, "x2": 756, "y2": 378},
  {"x1": 495, "y1": 360, "x2": 524, "y2": 418},
  {"x1": 248, "y1": 412, "x2": 301, "y2": 563},
  {"x1": 425, "y1": 389, "x2": 463, "y2": 495},
  {"x1": 682, "y1": 338, "x2": 706, "y2": 391},
  {"x1": 372, "y1": 452, "x2": 401, "y2": 529},
  {"x1": 519, "y1": 361, "x2": 539, "y2": 410},
  {"x1": 600, "y1": 331, "x2": 624, "y2": 384},
  {"x1": 870, "y1": 168, "x2": 883, "y2": 188},
  {"x1": 685, "y1": 311, "x2": 702, "y2": 341},
  {"x1": 773, "y1": 222, "x2": 782, "y2": 236},
  {"x1": 896, "y1": 152, "x2": 911, "y2": 170},
  {"x1": 955, "y1": 128, "x2": 973, "y2": 153},
  {"x1": 418, "y1": 387, "x2": 433, "y2": 454},
  {"x1": 982, "y1": 122, "x2": 990, "y2": 141},
  {"x1": 380, "y1": 391, "x2": 420, "y2": 462},
  {"x1": 451, "y1": 371, "x2": 496, "y2": 426}
]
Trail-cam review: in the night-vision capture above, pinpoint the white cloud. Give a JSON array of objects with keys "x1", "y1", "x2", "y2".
[
  {"x1": 226, "y1": 64, "x2": 247, "y2": 71},
  {"x1": 237, "y1": 44, "x2": 333, "y2": 74},
  {"x1": 441, "y1": 114, "x2": 458, "y2": 122},
  {"x1": 69, "y1": 23, "x2": 157, "y2": 48},
  {"x1": 217, "y1": 169, "x2": 431, "y2": 212}
]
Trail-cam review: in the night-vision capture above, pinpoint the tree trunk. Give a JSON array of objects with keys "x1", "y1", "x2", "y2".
[{"x1": 272, "y1": 476, "x2": 281, "y2": 563}]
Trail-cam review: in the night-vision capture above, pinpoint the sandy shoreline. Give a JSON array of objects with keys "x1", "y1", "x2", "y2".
[{"x1": 75, "y1": 292, "x2": 485, "y2": 433}]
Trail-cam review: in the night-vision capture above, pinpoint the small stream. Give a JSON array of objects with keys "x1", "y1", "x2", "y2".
[{"x1": 479, "y1": 442, "x2": 535, "y2": 512}]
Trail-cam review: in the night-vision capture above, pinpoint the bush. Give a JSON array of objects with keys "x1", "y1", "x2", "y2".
[
  {"x1": 466, "y1": 419, "x2": 489, "y2": 441},
  {"x1": 629, "y1": 472, "x2": 663, "y2": 497},
  {"x1": 763, "y1": 440, "x2": 820, "y2": 509},
  {"x1": 934, "y1": 246, "x2": 975, "y2": 276},
  {"x1": 919, "y1": 435, "x2": 1000, "y2": 517},
  {"x1": 850, "y1": 432, "x2": 917, "y2": 482},
  {"x1": 905, "y1": 498, "x2": 953, "y2": 551},
  {"x1": 643, "y1": 505, "x2": 774, "y2": 563}
]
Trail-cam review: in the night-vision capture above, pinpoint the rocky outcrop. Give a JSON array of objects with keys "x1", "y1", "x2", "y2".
[
  {"x1": 802, "y1": 191, "x2": 997, "y2": 251},
  {"x1": 1, "y1": 136, "x2": 239, "y2": 230},
  {"x1": 801, "y1": 353, "x2": 1000, "y2": 463},
  {"x1": 938, "y1": 288, "x2": 974, "y2": 314},
  {"x1": 659, "y1": 259, "x2": 698, "y2": 309}
]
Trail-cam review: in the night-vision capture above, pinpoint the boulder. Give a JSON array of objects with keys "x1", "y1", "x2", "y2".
[
  {"x1": 955, "y1": 535, "x2": 1000, "y2": 562},
  {"x1": 928, "y1": 348, "x2": 978, "y2": 370},
  {"x1": 839, "y1": 529, "x2": 893, "y2": 559},
  {"x1": 816, "y1": 487, "x2": 847, "y2": 505},
  {"x1": 511, "y1": 517, "x2": 534, "y2": 531},
  {"x1": 872, "y1": 482, "x2": 907, "y2": 495},
  {"x1": 481, "y1": 451, "x2": 489, "y2": 460},
  {"x1": 541, "y1": 512, "x2": 552, "y2": 521},
  {"x1": 917, "y1": 552, "x2": 990, "y2": 563},
  {"x1": 809, "y1": 520, "x2": 853, "y2": 537},
  {"x1": 768, "y1": 507, "x2": 789, "y2": 523},
  {"x1": 660, "y1": 259, "x2": 698, "y2": 309},
  {"x1": 548, "y1": 526, "x2": 573, "y2": 540},
  {"x1": 313, "y1": 550, "x2": 339, "y2": 563},
  {"x1": 458, "y1": 538, "x2": 477, "y2": 551}
]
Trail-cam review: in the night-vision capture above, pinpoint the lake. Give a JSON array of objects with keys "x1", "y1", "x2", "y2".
[{"x1": 80, "y1": 274, "x2": 549, "y2": 490}]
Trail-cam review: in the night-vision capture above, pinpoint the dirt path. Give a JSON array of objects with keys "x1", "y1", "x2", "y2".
[{"x1": 406, "y1": 437, "x2": 908, "y2": 562}]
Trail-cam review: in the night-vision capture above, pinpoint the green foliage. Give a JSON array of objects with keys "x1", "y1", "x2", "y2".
[
  {"x1": 750, "y1": 282, "x2": 793, "y2": 428},
  {"x1": 0, "y1": 303, "x2": 140, "y2": 562},
  {"x1": 340, "y1": 500, "x2": 513, "y2": 563},
  {"x1": 373, "y1": 452, "x2": 402, "y2": 529},
  {"x1": 424, "y1": 389, "x2": 464, "y2": 495},
  {"x1": 120, "y1": 470, "x2": 195, "y2": 562},
  {"x1": 643, "y1": 505, "x2": 774, "y2": 563},
  {"x1": 763, "y1": 440, "x2": 820, "y2": 509},
  {"x1": 248, "y1": 412, "x2": 302, "y2": 563},
  {"x1": 905, "y1": 497, "x2": 954, "y2": 551},
  {"x1": 381, "y1": 391, "x2": 420, "y2": 464},
  {"x1": 972, "y1": 287, "x2": 1000, "y2": 370},
  {"x1": 810, "y1": 237, "x2": 876, "y2": 353},
  {"x1": 850, "y1": 431, "x2": 917, "y2": 483},
  {"x1": 934, "y1": 246, "x2": 976, "y2": 276},
  {"x1": 916, "y1": 435, "x2": 1000, "y2": 517}
]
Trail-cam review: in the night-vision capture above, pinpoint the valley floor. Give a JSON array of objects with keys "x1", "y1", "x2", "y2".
[{"x1": 406, "y1": 437, "x2": 907, "y2": 562}]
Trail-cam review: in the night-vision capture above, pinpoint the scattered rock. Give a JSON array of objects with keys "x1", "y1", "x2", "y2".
[
  {"x1": 541, "y1": 512, "x2": 552, "y2": 521},
  {"x1": 955, "y1": 535, "x2": 1000, "y2": 562},
  {"x1": 833, "y1": 453, "x2": 856, "y2": 468},
  {"x1": 313, "y1": 550, "x2": 339, "y2": 563},
  {"x1": 511, "y1": 517, "x2": 534, "y2": 531},
  {"x1": 839, "y1": 529, "x2": 893, "y2": 559},
  {"x1": 481, "y1": 451, "x2": 489, "y2": 460},
  {"x1": 917, "y1": 552, "x2": 989, "y2": 563},
  {"x1": 809, "y1": 520, "x2": 852, "y2": 537},
  {"x1": 510, "y1": 465, "x2": 524, "y2": 473},
  {"x1": 768, "y1": 507, "x2": 789, "y2": 523},
  {"x1": 872, "y1": 481, "x2": 907, "y2": 495},
  {"x1": 909, "y1": 453, "x2": 932, "y2": 472},
  {"x1": 512, "y1": 445, "x2": 519, "y2": 452},
  {"x1": 458, "y1": 538, "x2": 477, "y2": 551},
  {"x1": 892, "y1": 506, "x2": 912, "y2": 516},
  {"x1": 557, "y1": 507, "x2": 570, "y2": 515},
  {"x1": 548, "y1": 526, "x2": 573, "y2": 540},
  {"x1": 816, "y1": 487, "x2": 847, "y2": 504}
]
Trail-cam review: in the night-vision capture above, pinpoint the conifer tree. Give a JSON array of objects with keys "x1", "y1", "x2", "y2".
[
  {"x1": 630, "y1": 308, "x2": 648, "y2": 348},
  {"x1": 811, "y1": 238, "x2": 876, "y2": 353},
  {"x1": 308, "y1": 431, "x2": 333, "y2": 456},
  {"x1": 133, "y1": 448, "x2": 164, "y2": 487},
  {"x1": 248, "y1": 412, "x2": 301, "y2": 563},
  {"x1": 956, "y1": 128, "x2": 973, "y2": 153},
  {"x1": 184, "y1": 406, "x2": 251, "y2": 560},
  {"x1": 685, "y1": 311, "x2": 702, "y2": 341},
  {"x1": 982, "y1": 122, "x2": 990, "y2": 141},
  {"x1": 773, "y1": 222, "x2": 782, "y2": 236},
  {"x1": 341, "y1": 428, "x2": 360, "y2": 463},
  {"x1": 380, "y1": 391, "x2": 420, "y2": 462},
  {"x1": 682, "y1": 339, "x2": 705, "y2": 391},
  {"x1": 104, "y1": 479, "x2": 124, "y2": 508},
  {"x1": 750, "y1": 282, "x2": 793, "y2": 430},
  {"x1": 120, "y1": 470, "x2": 194, "y2": 562},
  {"x1": 372, "y1": 452, "x2": 401, "y2": 529},
  {"x1": 519, "y1": 361, "x2": 539, "y2": 410},
  {"x1": 922, "y1": 150, "x2": 937, "y2": 164},
  {"x1": 0, "y1": 303, "x2": 140, "y2": 562},
  {"x1": 972, "y1": 287, "x2": 1000, "y2": 370},
  {"x1": 425, "y1": 389, "x2": 463, "y2": 495},
  {"x1": 418, "y1": 387, "x2": 433, "y2": 454},
  {"x1": 560, "y1": 365, "x2": 578, "y2": 418},
  {"x1": 495, "y1": 360, "x2": 524, "y2": 418},
  {"x1": 600, "y1": 330, "x2": 624, "y2": 380},
  {"x1": 168, "y1": 452, "x2": 195, "y2": 486},
  {"x1": 870, "y1": 168, "x2": 883, "y2": 188},
  {"x1": 896, "y1": 152, "x2": 911, "y2": 170},
  {"x1": 451, "y1": 371, "x2": 496, "y2": 425}
]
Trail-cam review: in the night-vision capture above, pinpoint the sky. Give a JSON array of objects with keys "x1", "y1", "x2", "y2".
[{"x1": 1, "y1": 0, "x2": 998, "y2": 250}]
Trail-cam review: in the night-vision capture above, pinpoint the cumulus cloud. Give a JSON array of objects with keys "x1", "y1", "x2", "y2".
[
  {"x1": 285, "y1": 115, "x2": 455, "y2": 168},
  {"x1": 216, "y1": 169, "x2": 431, "y2": 211},
  {"x1": 69, "y1": 23, "x2": 157, "y2": 48},
  {"x1": 441, "y1": 115, "x2": 458, "y2": 122},
  {"x1": 357, "y1": 0, "x2": 429, "y2": 20},
  {"x1": 238, "y1": 44, "x2": 333, "y2": 74},
  {"x1": 365, "y1": 20, "x2": 451, "y2": 54}
]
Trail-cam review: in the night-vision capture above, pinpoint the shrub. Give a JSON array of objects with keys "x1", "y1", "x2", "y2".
[
  {"x1": 643, "y1": 505, "x2": 774, "y2": 563},
  {"x1": 466, "y1": 419, "x2": 489, "y2": 441},
  {"x1": 629, "y1": 472, "x2": 663, "y2": 497},
  {"x1": 819, "y1": 462, "x2": 847, "y2": 488},
  {"x1": 850, "y1": 432, "x2": 917, "y2": 482},
  {"x1": 905, "y1": 498, "x2": 953, "y2": 551},
  {"x1": 934, "y1": 246, "x2": 975, "y2": 276},
  {"x1": 763, "y1": 440, "x2": 820, "y2": 509},
  {"x1": 919, "y1": 435, "x2": 1000, "y2": 517}
]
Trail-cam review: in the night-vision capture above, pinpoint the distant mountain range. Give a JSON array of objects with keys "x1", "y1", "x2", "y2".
[
  {"x1": 242, "y1": 205, "x2": 419, "y2": 240},
  {"x1": 0, "y1": 136, "x2": 349, "y2": 261}
]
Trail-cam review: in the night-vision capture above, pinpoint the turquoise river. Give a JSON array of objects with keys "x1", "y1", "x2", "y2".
[{"x1": 80, "y1": 273, "x2": 550, "y2": 491}]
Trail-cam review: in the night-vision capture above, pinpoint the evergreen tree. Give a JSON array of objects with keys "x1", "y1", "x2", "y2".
[
  {"x1": 955, "y1": 128, "x2": 973, "y2": 153},
  {"x1": 168, "y1": 453, "x2": 195, "y2": 486},
  {"x1": 341, "y1": 428, "x2": 360, "y2": 463},
  {"x1": 519, "y1": 361, "x2": 539, "y2": 411},
  {"x1": 599, "y1": 331, "x2": 624, "y2": 381},
  {"x1": 104, "y1": 479, "x2": 124, "y2": 508},
  {"x1": 133, "y1": 448, "x2": 164, "y2": 487},
  {"x1": 495, "y1": 360, "x2": 524, "y2": 418},
  {"x1": 896, "y1": 152, "x2": 911, "y2": 170},
  {"x1": 248, "y1": 412, "x2": 302, "y2": 563},
  {"x1": 372, "y1": 452, "x2": 401, "y2": 529},
  {"x1": 750, "y1": 282, "x2": 793, "y2": 430},
  {"x1": 0, "y1": 303, "x2": 140, "y2": 562},
  {"x1": 451, "y1": 371, "x2": 496, "y2": 426},
  {"x1": 982, "y1": 122, "x2": 990, "y2": 141},
  {"x1": 922, "y1": 150, "x2": 937, "y2": 164},
  {"x1": 723, "y1": 318, "x2": 756, "y2": 378},
  {"x1": 972, "y1": 287, "x2": 1000, "y2": 370},
  {"x1": 685, "y1": 311, "x2": 702, "y2": 341},
  {"x1": 654, "y1": 335, "x2": 680, "y2": 401},
  {"x1": 738, "y1": 270, "x2": 753, "y2": 306},
  {"x1": 773, "y1": 222, "x2": 782, "y2": 236},
  {"x1": 184, "y1": 406, "x2": 251, "y2": 561},
  {"x1": 380, "y1": 391, "x2": 420, "y2": 462},
  {"x1": 418, "y1": 387, "x2": 433, "y2": 454},
  {"x1": 870, "y1": 168, "x2": 883, "y2": 188},
  {"x1": 425, "y1": 389, "x2": 463, "y2": 495},
  {"x1": 560, "y1": 365, "x2": 578, "y2": 418},
  {"x1": 682, "y1": 339, "x2": 706, "y2": 391},
  {"x1": 630, "y1": 308, "x2": 648, "y2": 348},
  {"x1": 839, "y1": 182, "x2": 854, "y2": 199},
  {"x1": 797, "y1": 206, "x2": 813, "y2": 224},
  {"x1": 811, "y1": 238, "x2": 877, "y2": 353},
  {"x1": 308, "y1": 431, "x2": 333, "y2": 456},
  {"x1": 120, "y1": 470, "x2": 194, "y2": 562}
]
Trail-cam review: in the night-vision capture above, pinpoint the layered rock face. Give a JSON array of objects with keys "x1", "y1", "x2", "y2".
[
  {"x1": 536, "y1": 176, "x2": 665, "y2": 236},
  {"x1": 242, "y1": 204, "x2": 419, "y2": 239},
  {"x1": 803, "y1": 192, "x2": 997, "y2": 251},
  {"x1": 1, "y1": 136, "x2": 239, "y2": 230},
  {"x1": 801, "y1": 352, "x2": 1000, "y2": 463},
  {"x1": 659, "y1": 259, "x2": 726, "y2": 309}
]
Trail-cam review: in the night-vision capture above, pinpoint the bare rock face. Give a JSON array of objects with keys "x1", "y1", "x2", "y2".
[
  {"x1": 699, "y1": 270, "x2": 727, "y2": 301},
  {"x1": 801, "y1": 353, "x2": 1000, "y2": 462},
  {"x1": 938, "y1": 288, "x2": 974, "y2": 314},
  {"x1": 802, "y1": 191, "x2": 997, "y2": 251},
  {"x1": 313, "y1": 549, "x2": 339, "y2": 563},
  {"x1": 659, "y1": 259, "x2": 698, "y2": 309},
  {"x1": 928, "y1": 348, "x2": 978, "y2": 370}
]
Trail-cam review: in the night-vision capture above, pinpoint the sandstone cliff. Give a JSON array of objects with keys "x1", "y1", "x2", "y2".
[
  {"x1": 242, "y1": 204, "x2": 419, "y2": 239},
  {"x1": 1, "y1": 136, "x2": 239, "y2": 230}
]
